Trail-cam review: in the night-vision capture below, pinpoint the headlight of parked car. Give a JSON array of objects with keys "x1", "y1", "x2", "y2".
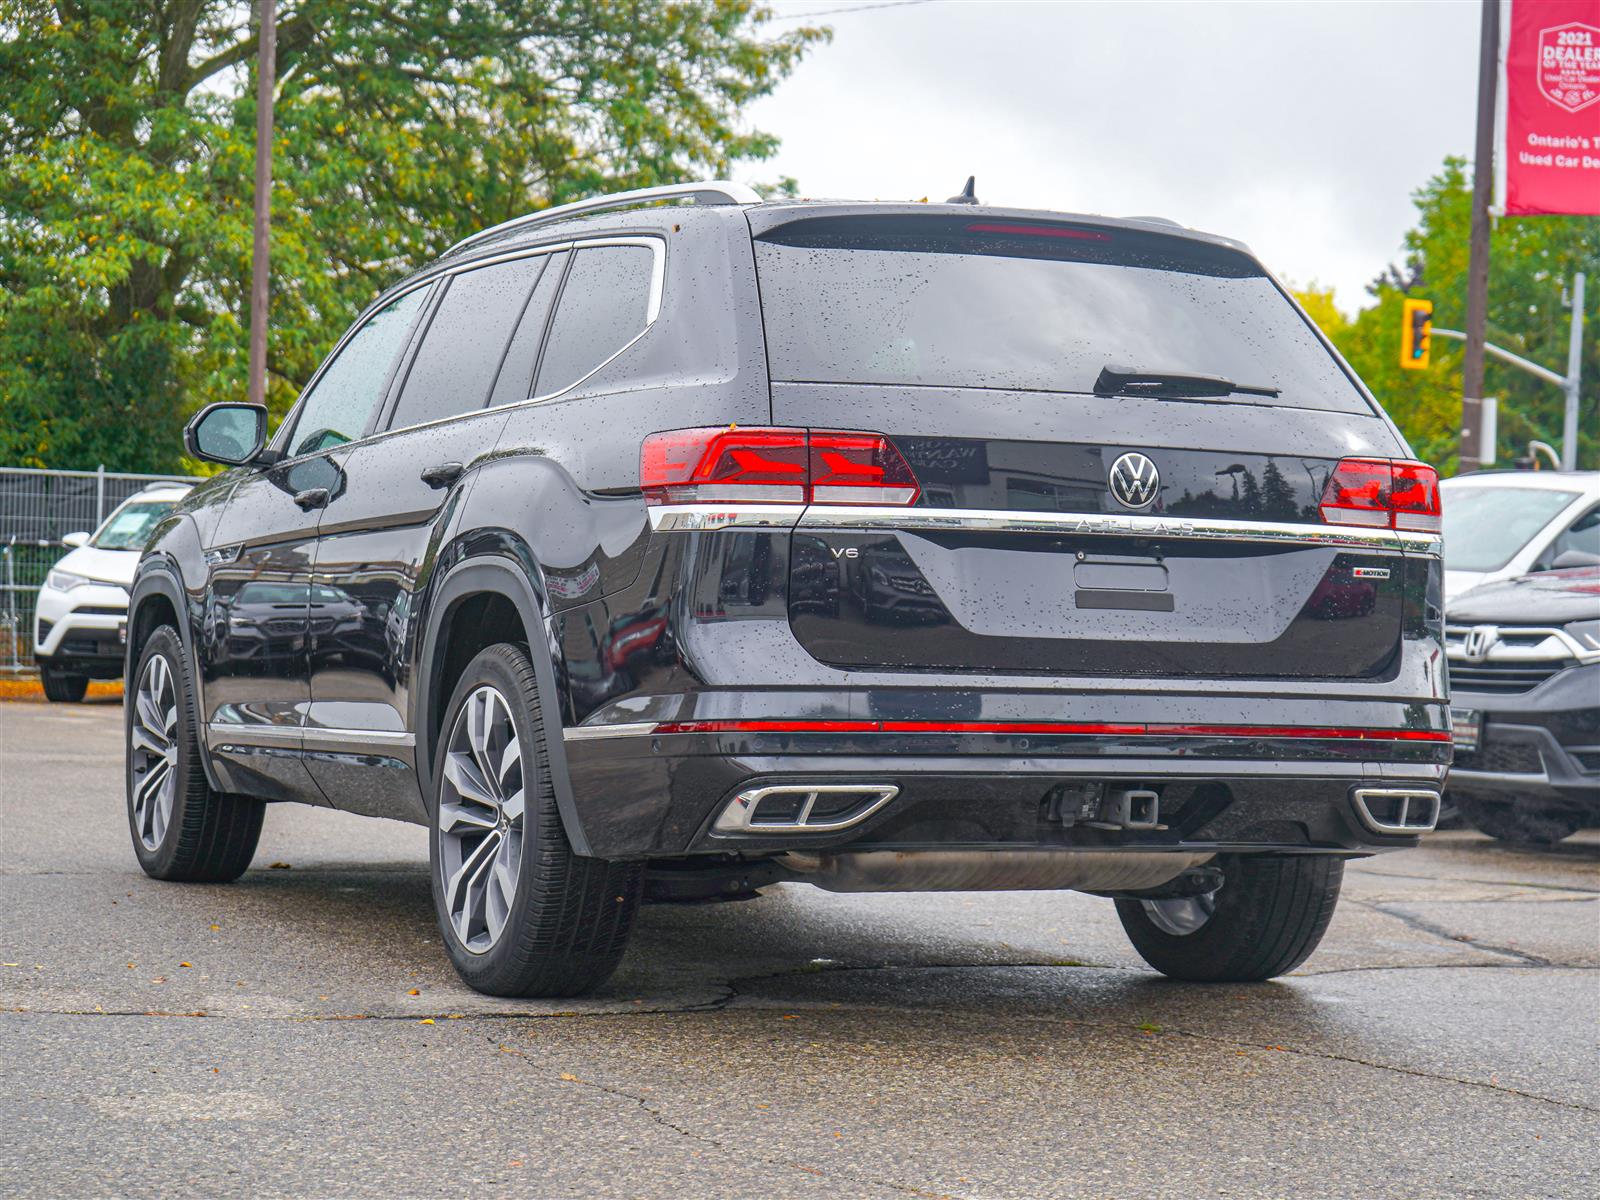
[
  {"x1": 45, "y1": 569, "x2": 90, "y2": 593},
  {"x1": 1565, "y1": 619, "x2": 1600, "y2": 661}
]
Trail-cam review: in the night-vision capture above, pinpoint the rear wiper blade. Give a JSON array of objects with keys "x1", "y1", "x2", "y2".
[{"x1": 1093, "y1": 364, "x2": 1282, "y2": 399}]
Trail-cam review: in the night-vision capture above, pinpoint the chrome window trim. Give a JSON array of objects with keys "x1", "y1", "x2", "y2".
[
  {"x1": 645, "y1": 503, "x2": 1439, "y2": 553},
  {"x1": 266, "y1": 237, "x2": 666, "y2": 464}
]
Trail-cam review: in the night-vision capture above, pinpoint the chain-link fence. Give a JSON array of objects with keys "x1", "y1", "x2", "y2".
[{"x1": 1, "y1": 467, "x2": 199, "y2": 673}]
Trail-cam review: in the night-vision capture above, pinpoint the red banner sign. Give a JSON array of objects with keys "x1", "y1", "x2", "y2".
[{"x1": 1500, "y1": 0, "x2": 1600, "y2": 216}]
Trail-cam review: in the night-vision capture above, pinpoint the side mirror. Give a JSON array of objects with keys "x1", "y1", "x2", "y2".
[
  {"x1": 1551, "y1": 549, "x2": 1600, "y2": 570},
  {"x1": 184, "y1": 402, "x2": 271, "y2": 466},
  {"x1": 61, "y1": 531, "x2": 89, "y2": 549}
]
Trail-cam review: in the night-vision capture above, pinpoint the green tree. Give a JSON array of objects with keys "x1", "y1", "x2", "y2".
[
  {"x1": 1301, "y1": 158, "x2": 1599, "y2": 475},
  {"x1": 0, "y1": 1, "x2": 825, "y2": 471}
]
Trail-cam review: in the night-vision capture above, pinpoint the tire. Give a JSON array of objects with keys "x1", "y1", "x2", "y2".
[
  {"x1": 430, "y1": 643, "x2": 642, "y2": 998},
  {"x1": 125, "y1": 626, "x2": 264, "y2": 882},
  {"x1": 1455, "y1": 794, "x2": 1582, "y2": 846},
  {"x1": 1115, "y1": 854, "x2": 1344, "y2": 982},
  {"x1": 41, "y1": 667, "x2": 88, "y2": 703}
]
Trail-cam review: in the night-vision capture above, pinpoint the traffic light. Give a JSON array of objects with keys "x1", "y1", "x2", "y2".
[{"x1": 1400, "y1": 298, "x2": 1432, "y2": 370}]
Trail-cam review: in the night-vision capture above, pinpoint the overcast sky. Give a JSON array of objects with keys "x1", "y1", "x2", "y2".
[{"x1": 744, "y1": 0, "x2": 1483, "y2": 313}]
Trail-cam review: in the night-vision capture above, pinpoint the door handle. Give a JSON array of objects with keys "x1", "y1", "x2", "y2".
[
  {"x1": 420, "y1": 461, "x2": 465, "y2": 490},
  {"x1": 293, "y1": 487, "x2": 331, "y2": 511}
]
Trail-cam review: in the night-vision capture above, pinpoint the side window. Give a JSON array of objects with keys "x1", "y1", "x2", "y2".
[
  {"x1": 386, "y1": 255, "x2": 549, "y2": 431},
  {"x1": 1548, "y1": 506, "x2": 1600, "y2": 564},
  {"x1": 534, "y1": 244, "x2": 655, "y2": 397},
  {"x1": 285, "y1": 287, "x2": 430, "y2": 457},
  {"x1": 489, "y1": 250, "x2": 568, "y2": 408}
]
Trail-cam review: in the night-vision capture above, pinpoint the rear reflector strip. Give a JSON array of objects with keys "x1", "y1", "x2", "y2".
[{"x1": 647, "y1": 719, "x2": 1450, "y2": 742}]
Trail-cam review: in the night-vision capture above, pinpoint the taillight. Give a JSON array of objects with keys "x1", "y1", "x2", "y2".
[
  {"x1": 1319, "y1": 458, "x2": 1440, "y2": 533},
  {"x1": 641, "y1": 427, "x2": 920, "y2": 506},
  {"x1": 1389, "y1": 461, "x2": 1442, "y2": 531},
  {"x1": 640, "y1": 427, "x2": 808, "y2": 504},
  {"x1": 809, "y1": 432, "x2": 920, "y2": 504}
]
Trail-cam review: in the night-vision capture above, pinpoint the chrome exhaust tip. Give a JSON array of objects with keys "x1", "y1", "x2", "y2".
[
  {"x1": 712, "y1": 784, "x2": 898, "y2": 835},
  {"x1": 1352, "y1": 787, "x2": 1441, "y2": 836}
]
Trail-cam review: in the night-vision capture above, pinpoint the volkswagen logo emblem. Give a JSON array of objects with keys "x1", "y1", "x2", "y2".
[
  {"x1": 1461, "y1": 625, "x2": 1499, "y2": 663},
  {"x1": 1108, "y1": 452, "x2": 1160, "y2": 509}
]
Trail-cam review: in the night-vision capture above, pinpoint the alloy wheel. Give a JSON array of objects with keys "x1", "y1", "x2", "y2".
[
  {"x1": 438, "y1": 685, "x2": 525, "y2": 954},
  {"x1": 129, "y1": 653, "x2": 179, "y2": 851},
  {"x1": 1141, "y1": 890, "x2": 1218, "y2": 937}
]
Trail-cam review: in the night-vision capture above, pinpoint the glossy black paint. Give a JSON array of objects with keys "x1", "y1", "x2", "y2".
[
  {"x1": 790, "y1": 532, "x2": 1404, "y2": 677},
  {"x1": 128, "y1": 198, "x2": 1449, "y2": 866}
]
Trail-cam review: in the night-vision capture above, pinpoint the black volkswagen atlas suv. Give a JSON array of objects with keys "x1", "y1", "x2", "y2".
[{"x1": 125, "y1": 182, "x2": 1449, "y2": 996}]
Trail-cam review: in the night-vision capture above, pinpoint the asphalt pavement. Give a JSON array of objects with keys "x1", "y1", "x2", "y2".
[{"x1": 2, "y1": 699, "x2": 1596, "y2": 1199}]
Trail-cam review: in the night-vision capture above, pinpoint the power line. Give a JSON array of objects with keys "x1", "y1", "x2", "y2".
[{"x1": 772, "y1": 0, "x2": 935, "y2": 21}]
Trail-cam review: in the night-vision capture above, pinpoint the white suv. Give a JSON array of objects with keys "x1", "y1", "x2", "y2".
[
  {"x1": 1440, "y1": 471, "x2": 1600, "y2": 602},
  {"x1": 34, "y1": 482, "x2": 191, "y2": 701}
]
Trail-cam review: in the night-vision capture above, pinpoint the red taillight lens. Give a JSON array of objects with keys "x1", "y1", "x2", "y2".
[
  {"x1": 809, "y1": 433, "x2": 920, "y2": 504},
  {"x1": 640, "y1": 427, "x2": 920, "y2": 506},
  {"x1": 640, "y1": 427, "x2": 808, "y2": 504},
  {"x1": 1389, "y1": 461, "x2": 1442, "y2": 532},
  {"x1": 1319, "y1": 458, "x2": 1392, "y2": 527},
  {"x1": 1319, "y1": 458, "x2": 1440, "y2": 532}
]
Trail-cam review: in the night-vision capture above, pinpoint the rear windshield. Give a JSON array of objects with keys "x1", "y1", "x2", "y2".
[
  {"x1": 1440, "y1": 484, "x2": 1578, "y2": 571},
  {"x1": 754, "y1": 215, "x2": 1370, "y2": 413}
]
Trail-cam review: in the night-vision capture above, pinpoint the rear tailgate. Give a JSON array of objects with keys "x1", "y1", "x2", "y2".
[
  {"x1": 784, "y1": 395, "x2": 1410, "y2": 678},
  {"x1": 753, "y1": 209, "x2": 1421, "y2": 681}
]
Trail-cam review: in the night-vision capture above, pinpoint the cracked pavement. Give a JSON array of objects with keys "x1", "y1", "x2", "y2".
[{"x1": 2, "y1": 701, "x2": 1596, "y2": 1198}]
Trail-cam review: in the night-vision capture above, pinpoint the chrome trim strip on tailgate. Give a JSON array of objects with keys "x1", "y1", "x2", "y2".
[
  {"x1": 648, "y1": 505, "x2": 804, "y2": 532},
  {"x1": 647, "y1": 503, "x2": 1439, "y2": 554}
]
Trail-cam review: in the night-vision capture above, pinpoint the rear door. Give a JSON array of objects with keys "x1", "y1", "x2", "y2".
[
  {"x1": 751, "y1": 211, "x2": 1416, "y2": 680},
  {"x1": 305, "y1": 250, "x2": 566, "y2": 817}
]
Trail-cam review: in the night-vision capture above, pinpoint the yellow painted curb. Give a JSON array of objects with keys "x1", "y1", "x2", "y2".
[{"x1": 0, "y1": 678, "x2": 124, "y2": 703}]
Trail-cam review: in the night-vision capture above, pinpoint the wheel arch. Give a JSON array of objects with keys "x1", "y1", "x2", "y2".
[
  {"x1": 417, "y1": 554, "x2": 592, "y2": 857},
  {"x1": 125, "y1": 555, "x2": 226, "y2": 793}
]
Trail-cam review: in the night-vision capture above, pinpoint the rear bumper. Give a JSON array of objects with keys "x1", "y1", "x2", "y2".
[
  {"x1": 564, "y1": 718, "x2": 1449, "y2": 859},
  {"x1": 553, "y1": 513, "x2": 1448, "y2": 861}
]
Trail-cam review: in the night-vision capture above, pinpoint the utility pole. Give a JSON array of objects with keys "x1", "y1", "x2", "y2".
[
  {"x1": 247, "y1": 0, "x2": 277, "y2": 410},
  {"x1": 1460, "y1": 0, "x2": 1499, "y2": 472},
  {"x1": 1561, "y1": 272, "x2": 1585, "y2": 471},
  {"x1": 1433, "y1": 269, "x2": 1584, "y2": 470}
]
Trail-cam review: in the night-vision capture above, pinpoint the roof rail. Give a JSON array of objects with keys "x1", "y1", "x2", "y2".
[{"x1": 446, "y1": 180, "x2": 763, "y2": 255}]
